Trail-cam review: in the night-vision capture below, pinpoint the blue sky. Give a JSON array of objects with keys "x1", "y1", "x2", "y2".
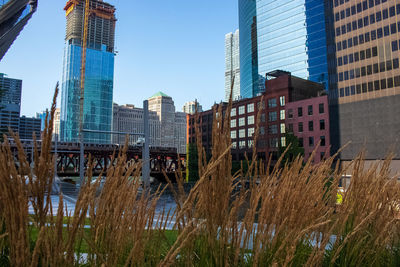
[{"x1": 0, "y1": 0, "x2": 238, "y2": 116}]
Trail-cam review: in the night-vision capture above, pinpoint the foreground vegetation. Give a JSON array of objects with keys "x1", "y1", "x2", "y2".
[{"x1": 1, "y1": 86, "x2": 400, "y2": 266}]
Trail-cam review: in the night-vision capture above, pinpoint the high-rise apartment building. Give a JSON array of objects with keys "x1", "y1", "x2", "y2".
[
  {"x1": 255, "y1": 0, "x2": 336, "y2": 91},
  {"x1": 239, "y1": 0, "x2": 261, "y2": 98},
  {"x1": 112, "y1": 103, "x2": 161, "y2": 147},
  {"x1": 60, "y1": 0, "x2": 116, "y2": 144},
  {"x1": 331, "y1": 0, "x2": 400, "y2": 165},
  {"x1": 225, "y1": 30, "x2": 241, "y2": 101},
  {"x1": 182, "y1": 100, "x2": 203, "y2": 115},
  {"x1": 148, "y1": 92, "x2": 187, "y2": 154},
  {"x1": 0, "y1": 73, "x2": 21, "y2": 135}
]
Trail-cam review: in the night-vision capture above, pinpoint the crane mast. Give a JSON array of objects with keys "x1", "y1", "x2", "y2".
[{"x1": 79, "y1": 0, "x2": 90, "y2": 183}]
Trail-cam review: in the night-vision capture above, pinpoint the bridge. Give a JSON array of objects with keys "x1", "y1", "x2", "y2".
[{"x1": 10, "y1": 140, "x2": 186, "y2": 180}]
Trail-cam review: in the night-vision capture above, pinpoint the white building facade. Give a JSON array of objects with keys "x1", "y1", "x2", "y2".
[
  {"x1": 225, "y1": 29, "x2": 240, "y2": 102},
  {"x1": 182, "y1": 100, "x2": 203, "y2": 115},
  {"x1": 113, "y1": 92, "x2": 187, "y2": 154}
]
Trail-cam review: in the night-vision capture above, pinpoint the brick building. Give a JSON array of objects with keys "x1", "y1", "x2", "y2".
[{"x1": 188, "y1": 71, "x2": 329, "y2": 164}]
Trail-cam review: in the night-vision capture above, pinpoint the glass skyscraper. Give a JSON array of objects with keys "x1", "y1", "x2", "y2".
[
  {"x1": 239, "y1": 0, "x2": 263, "y2": 99},
  {"x1": 256, "y1": 0, "x2": 335, "y2": 91},
  {"x1": 60, "y1": 0, "x2": 116, "y2": 144},
  {"x1": 225, "y1": 29, "x2": 241, "y2": 101}
]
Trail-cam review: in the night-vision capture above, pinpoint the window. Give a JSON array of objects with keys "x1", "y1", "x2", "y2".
[
  {"x1": 383, "y1": 9, "x2": 388, "y2": 19},
  {"x1": 238, "y1": 117, "x2": 245, "y2": 127},
  {"x1": 231, "y1": 108, "x2": 236, "y2": 117},
  {"x1": 388, "y1": 77, "x2": 394, "y2": 88},
  {"x1": 352, "y1": 21, "x2": 357, "y2": 31},
  {"x1": 340, "y1": 10, "x2": 345, "y2": 19},
  {"x1": 239, "y1": 141, "x2": 246, "y2": 148},
  {"x1": 372, "y1": 46, "x2": 377, "y2": 56},
  {"x1": 268, "y1": 112, "x2": 277, "y2": 122},
  {"x1": 260, "y1": 113, "x2": 266, "y2": 122},
  {"x1": 320, "y1": 119, "x2": 325, "y2": 130},
  {"x1": 269, "y1": 138, "x2": 278, "y2": 148},
  {"x1": 309, "y1": 137, "x2": 314, "y2": 147},
  {"x1": 257, "y1": 101, "x2": 265, "y2": 110},
  {"x1": 247, "y1": 115, "x2": 255, "y2": 125},
  {"x1": 247, "y1": 103, "x2": 254, "y2": 113},
  {"x1": 279, "y1": 96, "x2": 285, "y2": 106},
  {"x1": 342, "y1": 40, "x2": 347, "y2": 49},
  {"x1": 299, "y1": 138, "x2": 304, "y2": 147},
  {"x1": 391, "y1": 23, "x2": 397, "y2": 34},
  {"x1": 288, "y1": 123, "x2": 293, "y2": 132},
  {"x1": 367, "y1": 65, "x2": 372, "y2": 75},
  {"x1": 280, "y1": 123, "x2": 286, "y2": 134},
  {"x1": 268, "y1": 125, "x2": 278, "y2": 134},
  {"x1": 365, "y1": 32, "x2": 370, "y2": 42},
  {"x1": 248, "y1": 140, "x2": 253, "y2": 148},
  {"x1": 370, "y1": 14, "x2": 375, "y2": 24},
  {"x1": 349, "y1": 54, "x2": 354, "y2": 63},
  {"x1": 374, "y1": 80, "x2": 380, "y2": 90},
  {"x1": 239, "y1": 129, "x2": 245, "y2": 138},
  {"x1": 373, "y1": 63, "x2": 379, "y2": 73},
  {"x1": 298, "y1": 122, "x2": 303, "y2": 132},
  {"x1": 259, "y1": 126, "x2": 265, "y2": 135},
  {"x1": 371, "y1": 30, "x2": 376, "y2": 40},
  {"x1": 353, "y1": 36, "x2": 358, "y2": 46},
  {"x1": 395, "y1": 76, "x2": 400, "y2": 87},
  {"x1": 355, "y1": 52, "x2": 359, "y2": 61},
  {"x1": 268, "y1": 98, "x2": 277, "y2": 108},
  {"x1": 380, "y1": 62, "x2": 386, "y2": 72},
  {"x1": 248, "y1": 128, "x2": 255, "y2": 137},
  {"x1": 393, "y1": 58, "x2": 399, "y2": 69},
  {"x1": 381, "y1": 79, "x2": 387, "y2": 89},
  {"x1": 368, "y1": 81, "x2": 373, "y2": 91},
  {"x1": 320, "y1": 136, "x2": 326, "y2": 146},
  {"x1": 384, "y1": 26, "x2": 389, "y2": 36},
  {"x1": 309, "y1": 121, "x2": 314, "y2": 131},
  {"x1": 358, "y1": 18, "x2": 363, "y2": 28},
  {"x1": 360, "y1": 50, "x2": 365, "y2": 60},
  {"x1": 281, "y1": 137, "x2": 286, "y2": 147},
  {"x1": 359, "y1": 34, "x2": 364, "y2": 44},
  {"x1": 280, "y1": 110, "x2": 285, "y2": 120},
  {"x1": 338, "y1": 57, "x2": 343, "y2": 66},
  {"x1": 387, "y1": 60, "x2": 392, "y2": 71},
  {"x1": 230, "y1": 119, "x2": 236, "y2": 128},
  {"x1": 232, "y1": 142, "x2": 237, "y2": 149},
  {"x1": 377, "y1": 28, "x2": 383, "y2": 38},
  {"x1": 238, "y1": 106, "x2": 245, "y2": 115},
  {"x1": 231, "y1": 131, "x2": 236, "y2": 139},
  {"x1": 364, "y1": 16, "x2": 369, "y2": 26},
  {"x1": 390, "y1": 6, "x2": 396, "y2": 17},
  {"x1": 308, "y1": 105, "x2": 313, "y2": 115},
  {"x1": 392, "y1": 41, "x2": 398, "y2": 51},
  {"x1": 288, "y1": 109, "x2": 293, "y2": 119},
  {"x1": 376, "y1": 11, "x2": 382, "y2": 22},
  {"x1": 366, "y1": 48, "x2": 371, "y2": 58},
  {"x1": 298, "y1": 107, "x2": 303, "y2": 117},
  {"x1": 348, "y1": 38, "x2": 353, "y2": 48},
  {"x1": 319, "y1": 103, "x2": 324, "y2": 114}
]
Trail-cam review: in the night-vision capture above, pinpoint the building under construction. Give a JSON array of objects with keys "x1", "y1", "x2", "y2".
[{"x1": 60, "y1": 0, "x2": 116, "y2": 144}]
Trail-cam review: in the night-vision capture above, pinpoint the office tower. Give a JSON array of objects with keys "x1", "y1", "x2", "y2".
[
  {"x1": 148, "y1": 92, "x2": 187, "y2": 154},
  {"x1": 0, "y1": 0, "x2": 37, "y2": 60},
  {"x1": 331, "y1": 0, "x2": 400, "y2": 166},
  {"x1": 37, "y1": 108, "x2": 60, "y2": 140},
  {"x1": 60, "y1": 0, "x2": 116, "y2": 144},
  {"x1": 239, "y1": 0, "x2": 260, "y2": 98},
  {"x1": 19, "y1": 116, "x2": 41, "y2": 140},
  {"x1": 0, "y1": 73, "x2": 21, "y2": 135},
  {"x1": 112, "y1": 103, "x2": 161, "y2": 147},
  {"x1": 255, "y1": 0, "x2": 336, "y2": 91},
  {"x1": 225, "y1": 30, "x2": 241, "y2": 101},
  {"x1": 182, "y1": 100, "x2": 203, "y2": 115}
]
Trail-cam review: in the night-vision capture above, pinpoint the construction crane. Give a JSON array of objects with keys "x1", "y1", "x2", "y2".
[{"x1": 79, "y1": 0, "x2": 90, "y2": 183}]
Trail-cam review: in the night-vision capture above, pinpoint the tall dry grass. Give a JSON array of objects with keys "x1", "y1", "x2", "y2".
[{"x1": 0, "y1": 83, "x2": 399, "y2": 266}]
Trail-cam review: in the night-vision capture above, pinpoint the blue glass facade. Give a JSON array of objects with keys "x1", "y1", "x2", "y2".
[
  {"x1": 239, "y1": 0, "x2": 263, "y2": 99},
  {"x1": 60, "y1": 44, "x2": 114, "y2": 143},
  {"x1": 256, "y1": 0, "x2": 334, "y2": 90}
]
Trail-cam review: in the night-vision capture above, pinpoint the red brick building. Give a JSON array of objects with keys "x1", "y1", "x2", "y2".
[{"x1": 188, "y1": 71, "x2": 329, "y2": 163}]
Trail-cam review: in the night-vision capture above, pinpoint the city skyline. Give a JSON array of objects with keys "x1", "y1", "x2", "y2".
[{"x1": 0, "y1": 0, "x2": 238, "y2": 117}]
